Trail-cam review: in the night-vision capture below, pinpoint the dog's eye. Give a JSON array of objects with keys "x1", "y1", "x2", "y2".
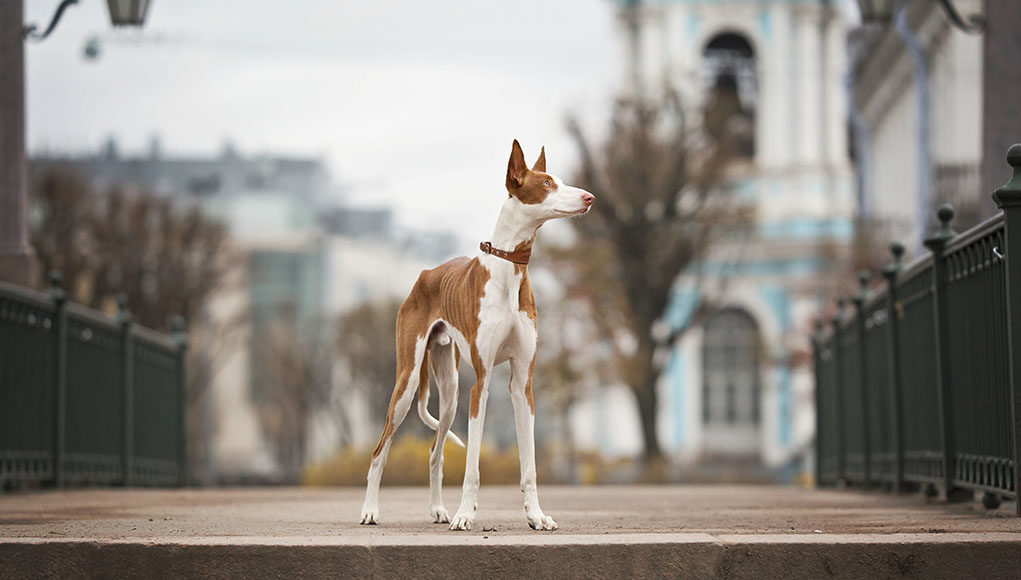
[{"x1": 543, "y1": 180, "x2": 551, "y2": 187}]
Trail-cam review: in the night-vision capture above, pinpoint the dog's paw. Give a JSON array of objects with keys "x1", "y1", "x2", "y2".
[
  {"x1": 527, "y1": 512, "x2": 558, "y2": 531},
  {"x1": 430, "y1": 505, "x2": 451, "y2": 524},
  {"x1": 360, "y1": 506, "x2": 379, "y2": 525},
  {"x1": 449, "y1": 510, "x2": 474, "y2": 531}
]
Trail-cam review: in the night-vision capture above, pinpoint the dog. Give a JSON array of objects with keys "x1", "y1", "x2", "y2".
[{"x1": 359, "y1": 140, "x2": 595, "y2": 531}]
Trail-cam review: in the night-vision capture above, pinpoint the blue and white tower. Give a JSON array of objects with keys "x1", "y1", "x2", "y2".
[{"x1": 618, "y1": 0, "x2": 856, "y2": 470}]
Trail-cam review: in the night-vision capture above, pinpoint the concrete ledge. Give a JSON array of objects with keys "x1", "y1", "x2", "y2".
[
  {"x1": 3, "y1": 533, "x2": 1021, "y2": 579},
  {"x1": 2, "y1": 485, "x2": 1018, "y2": 578}
]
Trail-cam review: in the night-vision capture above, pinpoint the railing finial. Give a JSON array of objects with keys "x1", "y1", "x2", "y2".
[
  {"x1": 856, "y1": 271, "x2": 871, "y2": 303},
  {"x1": 993, "y1": 144, "x2": 1021, "y2": 209},
  {"x1": 831, "y1": 298, "x2": 845, "y2": 327},
  {"x1": 170, "y1": 316, "x2": 189, "y2": 350},
  {"x1": 116, "y1": 294, "x2": 132, "y2": 324},
  {"x1": 890, "y1": 241, "x2": 905, "y2": 265},
  {"x1": 925, "y1": 204, "x2": 957, "y2": 248},
  {"x1": 47, "y1": 270, "x2": 65, "y2": 301},
  {"x1": 937, "y1": 204, "x2": 955, "y2": 228},
  {"x1": 858, "y1": 270, "x2": 871, "y2": 289},
  {"x1": 883, "y1": 241, "x2": 906, "y2": 280}
]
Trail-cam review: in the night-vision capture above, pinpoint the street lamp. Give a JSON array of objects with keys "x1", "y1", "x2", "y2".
[
  {"x1": 2, "y1": 1, "x2": 154, "y2": 287},
  {"x1": 106, "y1": 0, "x2": 152, "y2": 27},
  {"x1": 856, "y1": 0, "x2": 983, "y2": 33},
  {"x1": 24, "y1": 0, "x2": 152, "y2": 41}
]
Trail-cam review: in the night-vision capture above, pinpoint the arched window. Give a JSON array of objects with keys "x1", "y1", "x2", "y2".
[
  {"x1": 702, "y1": 31, "x2": 756, "y2": 158},
  {"x1": 702, "y1": 308, "x2": 761, "y2": 453}
]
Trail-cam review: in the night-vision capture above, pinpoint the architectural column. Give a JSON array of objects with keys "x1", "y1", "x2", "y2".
[
  {"x1": 0, "y1": 1, "x2": 38, "y2": 286},
  {"x1": 823, "y1": 6, "x2": 848, "y2": 169},
  {"x1": 795, "y1": 6, "x2": 822, "y2": 166},
  {"x1": 760, "y1": 3, "x2": 792, "y2": 168},
  {"x1": 638, "y1": 4, "x2": 665, "y2": 97}
]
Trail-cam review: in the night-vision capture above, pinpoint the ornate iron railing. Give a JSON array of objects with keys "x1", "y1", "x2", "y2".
[
  {"x1": 814, "y1": 145, "x2": 1021, "y2": 514},
  {"x1": 0, "y1": 273, "x2": 187, "y2": 488}
]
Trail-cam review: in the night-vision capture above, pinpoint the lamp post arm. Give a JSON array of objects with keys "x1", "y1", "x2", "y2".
[
  {"x1": 23, "y1": 0, "x2": 80, "y2": 42},
  {"x1": 937, "y1": 0, "x2": 984, "y2": 34}
]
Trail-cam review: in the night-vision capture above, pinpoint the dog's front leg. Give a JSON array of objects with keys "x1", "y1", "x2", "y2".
[
  {"x1": 509, "y1": 353, "x2": 557, "y2": 531},
  {"x1": 449, "y1": 365, "x2": 491, "y2": 531}
]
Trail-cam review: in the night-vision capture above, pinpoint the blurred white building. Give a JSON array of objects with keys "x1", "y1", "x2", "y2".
[
  {"x1": 569, "y1": 0, "x2": 856, "y2": 476},
  {"x1": 850, "y1": 0, "x2": 984, "y2": 248},
  {"x1": 32, "y1": 142, "x2": 463, "y2": 478}
]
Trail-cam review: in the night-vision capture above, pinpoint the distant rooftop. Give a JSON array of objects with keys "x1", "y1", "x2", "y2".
[{"x1": 30, "y1": 138, "x2": 333, "y2": 204}]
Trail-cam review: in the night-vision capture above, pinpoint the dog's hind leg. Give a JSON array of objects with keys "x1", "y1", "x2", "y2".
[
  {"x1": 449, "y1": 347, "x2": 492, "y2": 531},
  {"x1": 427, "y1": 340, "x2": 458, "y2": 523},
  {"x1": 360, "y1": 324, "x2": 428, "y2": 525}
]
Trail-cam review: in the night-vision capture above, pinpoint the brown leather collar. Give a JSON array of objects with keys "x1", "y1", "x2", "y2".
[{"x1": 480, "y1": 241, "x2": 531, "y2": 265}]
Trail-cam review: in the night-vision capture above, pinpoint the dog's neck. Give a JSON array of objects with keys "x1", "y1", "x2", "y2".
[{"x1": 488, "y1": 198, "x2": 542, "y2": 260}]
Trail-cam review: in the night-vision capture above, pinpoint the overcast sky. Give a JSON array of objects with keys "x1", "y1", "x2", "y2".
[{"x1": 25, "y1": 0, "x2": 621, "y2": 247}]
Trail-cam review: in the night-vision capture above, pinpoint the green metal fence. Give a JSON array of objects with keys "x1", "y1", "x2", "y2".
[
  {"x1": 0, "y1": 273, "x2": 187, "y2": 488},
  {"x1": 814, "y1": 145, "x2": 1021, "y2": 515}
]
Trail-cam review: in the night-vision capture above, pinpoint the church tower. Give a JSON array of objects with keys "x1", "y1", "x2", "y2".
[{"x1": 617, "y1": 0, "x2": 855, "y2": 470}]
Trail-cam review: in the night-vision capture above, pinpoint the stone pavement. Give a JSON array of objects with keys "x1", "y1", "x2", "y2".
[{"x1": 1, "y1": 485, "x2": 1019, "y2": 578}]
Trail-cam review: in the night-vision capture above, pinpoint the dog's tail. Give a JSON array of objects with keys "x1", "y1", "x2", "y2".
[{"x1": 417, "y1": 346, "x2": 466, "y2": 448}]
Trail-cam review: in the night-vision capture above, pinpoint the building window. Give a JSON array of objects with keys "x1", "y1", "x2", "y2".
[
  {"x1": 702, "y1": 31, "x2": 756, "y2": 158},
  {"x1": 702, "y1": 308, "x2": 760, "y2": 427}
]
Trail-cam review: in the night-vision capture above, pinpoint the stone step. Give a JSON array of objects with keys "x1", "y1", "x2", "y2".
[
  {"x1": 2, "y1": 485, "x2": 1018, "y2": 578},
  {"x1": 3, "y1": 533, "x2": 1021, "y2": 579}
]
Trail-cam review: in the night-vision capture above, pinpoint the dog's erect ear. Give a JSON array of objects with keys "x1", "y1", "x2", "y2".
[
  {"x1": 506, "y1": 139, "x2": 528, "y2": 190},
  {"x1": 531, "y1": 146, "x2": 546, "y2": 173}
]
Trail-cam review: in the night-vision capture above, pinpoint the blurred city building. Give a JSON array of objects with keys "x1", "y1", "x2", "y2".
[
  {"x1": 567, "y1": 0, "x2": 856, "y2": 477},
  {"x1": 32, "y1": 141, "x2": 329, "y2": 480},
  {"x1": 30, "y1": 141, "x2": 459, "y2": 480},
  {"x1": 849, "y1": 0, "x2": 984, "y2": 248}
]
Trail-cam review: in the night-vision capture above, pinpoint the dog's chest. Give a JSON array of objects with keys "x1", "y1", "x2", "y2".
[{"x1": 477, "y1": 258, "x2": 531, "y2": 332}]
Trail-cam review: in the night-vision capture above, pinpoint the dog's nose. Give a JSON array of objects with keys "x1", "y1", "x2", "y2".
[{"x1": 581, "y1": 192, "x2": 595, "y2": 206}]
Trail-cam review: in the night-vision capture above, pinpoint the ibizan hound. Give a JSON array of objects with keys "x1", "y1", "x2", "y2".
[{"x1": 359, "y1": 140, "x2": 595, "y2": 531}]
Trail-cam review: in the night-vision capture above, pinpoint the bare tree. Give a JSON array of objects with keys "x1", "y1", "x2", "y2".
[
  {"x1": 561, "y1": 91, "x2": 750, "y2": 462},
  {"x1": 336, "y1": 299, "x2": 402, "y2": 426},
  {"x1": 29, "y1": 168, "x2": 230, "y2": 329},
  {"x1": 530, "y1": 291, "x2": 601, "y2": 482},
  {"x1": 29, "y1": 167, "x2": 235, "y2": 482},
  {"x1": 254, "y1": 304, "x2": 333, "y2": 482}
]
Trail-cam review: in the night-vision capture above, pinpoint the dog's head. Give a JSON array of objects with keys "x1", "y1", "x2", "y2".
[{"x1": 505, "y1": 139, "x2": 594, "y2": 220}]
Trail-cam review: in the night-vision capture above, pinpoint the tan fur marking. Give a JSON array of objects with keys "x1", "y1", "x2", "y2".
[
  {"x1": 518, "y1": 269, "x2": 537, "y2": 322},
  {"x1": 417, "y1": 350, "x2": 431, "y2": 403},
  {"x1": 469, "y1": 345, "x2": 485, "y2": 419},
  {"x1": 373, "y1": 256, "x2": 491, "y2": 454},
  {"x1": 525, "y1": 356, "x2": 536, "y2": 414},
  {"x1": 506, "y1": 141, "x2": 554, "y2": 205},
  {"x1": 372, "y1": 306, "x2": 419, "y2": 458},
  {"x1": 512, "y1": 171, "x2": 555, "y2": 205},
  {"x1": 518, "y1": 269, "x2": 538, "y2": 413}
]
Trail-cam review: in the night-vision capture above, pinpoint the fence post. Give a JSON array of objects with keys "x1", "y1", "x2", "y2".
[
  {"x1": 117, "y1": 296, "x2": 134, "y2": 487},
  {"x1": 812, "y1": 319, "x2": 825, "y2": 487},
  {"x1": 171, "y1": 316, "x2": 189, "y2": 487},
  {"x1": 882, "y1": 242, "x2": 907, "y2": 492},
  {"x1": 923, "y1": 204, "x2": 971, "y2": 502},
  {"x1": 47, "y1": 271, "x2": 67, "y2": 487},
  {"x1": 992, "y1": 143, "x2": 1021, "y2": 516},
  {"x1": 831, "y1": 299, "x2": 846, "y2": 484},
  {"x1": 853, "y1": 271, "x2": 872, "y2": 488}
]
